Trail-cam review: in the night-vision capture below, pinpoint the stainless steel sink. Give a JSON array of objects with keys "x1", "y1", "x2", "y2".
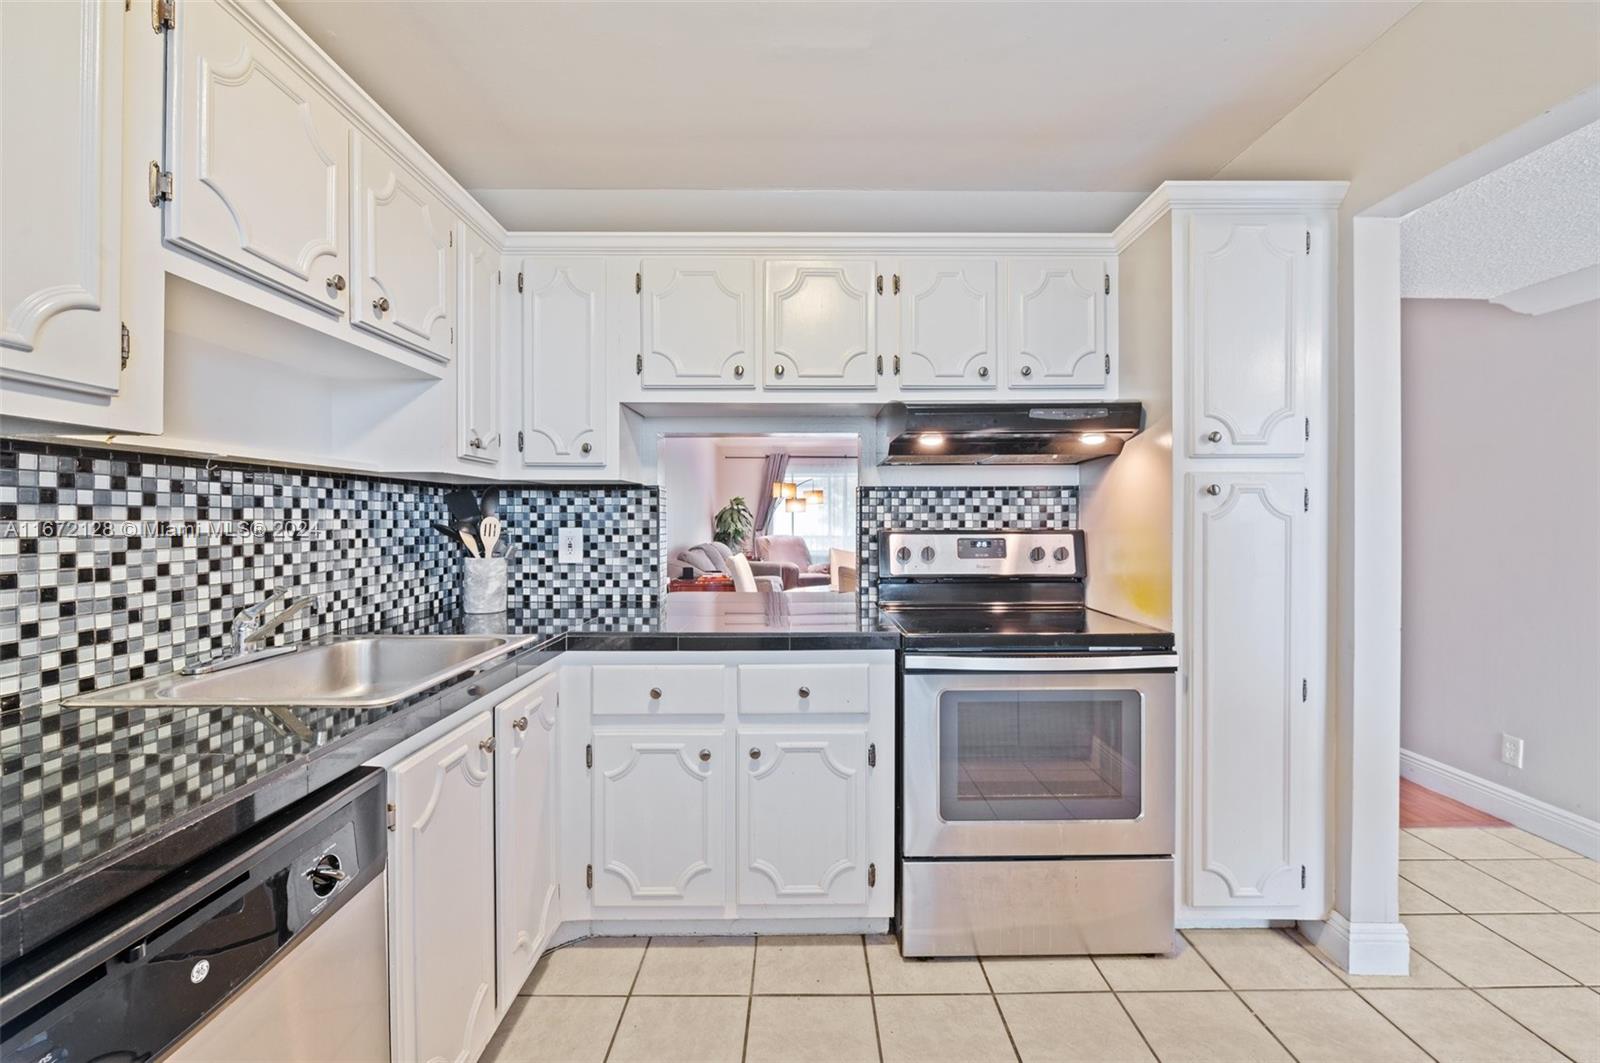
[{"x1": 64, "y1": 635, "x2": 532, "y2": 708}]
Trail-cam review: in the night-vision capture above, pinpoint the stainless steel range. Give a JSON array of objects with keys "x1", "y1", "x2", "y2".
[{"x1": 877, "y1": 528, "x2": 1177, "y2": 957}]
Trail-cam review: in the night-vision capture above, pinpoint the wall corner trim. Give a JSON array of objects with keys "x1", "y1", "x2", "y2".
[{"x1": 1300, "y1": 912, "x2": 1410, "y2": 976}]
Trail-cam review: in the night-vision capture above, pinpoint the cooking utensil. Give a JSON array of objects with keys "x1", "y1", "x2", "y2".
[
  {"x1": 445, "y1": 488, "x2": 480, "y2": 526},
  {"x1": 479, "y1": 488, "x2": 499, "y2": 517},
  {"x1": 458, "y1": 528, "x2": 481, "y2": 558},
  {"x1": 432, "y1": 522, "x2": 470, "y2": 555},
  {"x1": 479, "y1": 516, "x2": 501, "y2": 558}
]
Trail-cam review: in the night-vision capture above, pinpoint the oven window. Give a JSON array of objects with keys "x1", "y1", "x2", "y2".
[{"x1": 938, "y1": 689, "x2": 1143, "y2": 822}]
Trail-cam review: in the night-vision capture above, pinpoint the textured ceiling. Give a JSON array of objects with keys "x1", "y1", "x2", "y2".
[{"x1": 1402, "y1": 121, "x2": 1600, "y2": 299}]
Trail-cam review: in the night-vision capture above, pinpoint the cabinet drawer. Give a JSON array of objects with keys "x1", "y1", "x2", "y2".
[
  {"x1": 738, "y1": 664, "x2": 871, "y2": 715},
  {"x1": 593, "y1": 665, "x2": 728, "y2": 716}
]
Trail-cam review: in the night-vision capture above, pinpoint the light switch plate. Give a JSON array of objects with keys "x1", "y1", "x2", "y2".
[{"x1": 558, "y1": 527, "x2": 584, "y2": 564}]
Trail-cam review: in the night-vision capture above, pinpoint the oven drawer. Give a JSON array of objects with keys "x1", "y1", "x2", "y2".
[
  {"x1": 592, "y1": 664, "x2": 729, "y2": 716},
  {"x1": 738, "y1": 663, "x2": 870, "y2": 715}
]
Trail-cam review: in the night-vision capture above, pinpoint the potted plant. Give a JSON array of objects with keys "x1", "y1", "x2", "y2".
[{"x1": 712, "y1": 496, "x2": 755, "y2": 550}]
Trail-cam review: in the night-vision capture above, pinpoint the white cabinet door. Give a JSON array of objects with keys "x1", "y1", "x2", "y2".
[
  {"x1": 1005, "y1": 258, "x2": 1107, "y2": 388},
  {"x1": 737, "y1": 729, "x2": 870, "y2": 906},
  {"x1": 763, "y1": 260, "x2": 878, "y2": 389},
  {"x1": 592, "y1": 729, "x2": 728, "y2": 907},
  {"x1": 893, "y1": 258, "x2": 998, "y2": 390},
  {"x1": 0, "y1": 0, "x2": 124, "y2": 397},
  {"x1": 496, "y1": 675, "x2": 558, "y2": 1007},
  {"x1": 520, "y1": 257, "x2": 606, "y2": 466},
  {"x1": 391, "y1": 711, "x2": 497, "y2": 1063},
  {"x1": 164, "y1": 0, "x2": 350, "y2": 317},
  {"x1": 639, "y1": 257, "x2": 756, "y2": 388},
  {"x1": 1185, "y1": 473, "x2": 1319, "y2": 911},
  {"x1": 457, "y1": 228, "x2": 501, "y2": 463},
  {"x1": 351, "y1": 132, "x2": 454, "y2": 361},
  {"x1": 1186, "y1": 215, "x2": 1316, "y2": 457}
]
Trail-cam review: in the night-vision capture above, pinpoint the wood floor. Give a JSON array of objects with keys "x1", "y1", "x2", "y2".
[{"x1": 1401, "y1": 778, "x2": 1511, "y2": 829}]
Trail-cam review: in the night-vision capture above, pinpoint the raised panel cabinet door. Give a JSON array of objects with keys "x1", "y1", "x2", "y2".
[
  {"x1": 351, "y1": 133, "x2": 454, "y2": 361},
  {"x1": 592, "y1": 729, "x2": 727, "y2": 907},
  {"x1": 1005, "y1": 257, "x2": 1107, "y2": 388},
  {"x1": 391, "y1": 711, "x2": 497, "y2": 1063},
  {"x1": 457, "y1": 228, "x2": 501, "y2": 463},
  {"x1": 894, "y1": 258, "x2": 998, "y2": 390},
  {"x1": 520, "y1": 257, "x2": 606, "y2": 466},
  {"x1": 1186, "y1": 215, "x2": 1315, "y2": 457},
  {"x1": 764, "y1": 260, "x2": 877, "y2": 389},
  {"x1": 495, "y1": 675, "x2": 558, "y2": 1007},
  {"x1": 639, "y1": 257, "x2": 756, "y2": 388},
  {"x1": 737, "y1": 729, "x2": 869, "y2": 906},
  {"x1": 0, "y1": 0, "x2": 124, "y2": 396},
  {"x1": 1185, "y1": 473, "x2": 1317, "y2": 911},
  {"x1": 165, "y1": 0, "x2": 350, "y2": 316}
]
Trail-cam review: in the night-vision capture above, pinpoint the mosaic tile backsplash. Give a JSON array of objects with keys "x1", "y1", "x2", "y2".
[{"x1": 855, "y1": 484, "x2": 1079, "y2": 605}]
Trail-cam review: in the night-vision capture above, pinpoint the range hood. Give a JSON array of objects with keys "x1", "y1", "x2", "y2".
[{"x1": 877, "y1": 402, "x2": 1145, "y2": 465}]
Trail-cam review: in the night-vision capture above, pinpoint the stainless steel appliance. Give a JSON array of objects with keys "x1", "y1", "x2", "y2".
[
  {"x1": 877, "y1": 402, "x2": 1144, "y2": 465},
  {"x1": 878, "y1": 528, "x2": 1177, "y2": 957}
]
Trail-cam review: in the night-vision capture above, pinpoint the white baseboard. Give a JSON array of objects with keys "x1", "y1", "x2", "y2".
[
  {"x1": 1401, "y1": 749, "x2": 1600, "y2": 859},
  {"x1": 1300, "y1": 913, "x2": 1410, "y2": 976}
]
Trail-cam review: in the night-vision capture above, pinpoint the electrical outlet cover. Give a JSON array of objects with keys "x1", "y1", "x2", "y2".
[
  {"x1": 1500, "y1": 733, "x2": 1525, "y2": 769},
  {"x1": 558, "y1": 527, "x2": 584, "y2": 565}
]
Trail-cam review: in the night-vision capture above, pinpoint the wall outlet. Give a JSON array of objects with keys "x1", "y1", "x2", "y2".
[
  {"x1": 557, "y1": 527, "x2": 584, "y2": 565},
  {"x1": 1500, "y1": 733, "x2": 1525, "y2": 770}
]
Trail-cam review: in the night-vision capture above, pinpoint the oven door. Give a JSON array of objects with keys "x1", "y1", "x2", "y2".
[{"x1": 902, "y1": 657, "x2": 1176, "y2": 859}]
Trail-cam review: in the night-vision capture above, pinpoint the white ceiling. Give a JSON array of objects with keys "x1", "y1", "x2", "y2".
[
  {"x1": 1401, "y1": 121, "x2": 1600, "y2": 301},
  {"x1": 281, "y1": 0, "x2": 1414, "y2": 231}
]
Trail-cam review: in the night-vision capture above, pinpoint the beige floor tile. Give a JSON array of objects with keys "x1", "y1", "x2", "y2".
[
  {"x1": 1400, "y1": 859, "x2": 1552, "y2": 913},
  {"x1": 753, "y1": 934, "x2": 870, "y2": 994},
  {"x1": 482, "y1": 996, "x2": 624, "y2": 1063},
  {"x1": 1402, "y1": 914, "x2": 1575, "y2": 987},
  {"x1": 1293, "y1": 936, "x2": 1462, "y2": 988},
  {"x1": 1360, "y1": 988, "x2": 1566, "y2": 1062},
  {"x1": 1094, "y1": 937, "x2": 1227, "y2": 991},
  {"x1": 1473, "y1": 913, "x2": 1600, "y2": 984},
  {"x1": 982, "y1": 955, "x2": 1107, "y2": 993},
  {"x1": 1573, "y1": 912, "x2": 1600, "y2": 931},
  {"x1": 1183, "y1": 929, "x2": 1344, "y2": 990},
  {"x1": 631, "y1": 936, "x2": 755, "y2": 995},
  {"x1": 1485, "y1": 827, "x2": 1583, "y2": 859},
  {"x1": 1556, "y1": 858, "x2": 1600, "y2": 883},
  {"x1": 1399, "y1": 876, "x2": 1456, "y2": 914},
  {"x1": 998, "y1": 993, "x2": 1154, "y2": 1062},
  {"x1": 1241, "y1": 989, "x2": 1429, "y2": 1062},
  {"x1": 744, "y1": 996, "x2": 879, "y2": 1063},
  {"x1": 1408, "y1": 827, "x2": 1540, "y2": 860},
  {"x1": 865, "y1": 934, "x2": 990, "y2": 994},
  {"x1": 606, "y1": 996, "x2": 748, "y2": 1063},
  {"x1": 1119, "y1": 991, "x2": 1291, "y2": 1062},
  {"x1": 1481, "y1": 986, "x2": 1600, "y2": 1063},
  {"x1": 1399, "y1": 830, "x2": 1455, "y2": 859},
  {"x1": 873, "y1": 994, "x2": 1016, "y2": 1063},
  {"x1": 523, "y1": 937, "x2": 647, "y2": 995},
  {"x1": 1470, "y1": 859, "x2": 1600, "y2": 912}
]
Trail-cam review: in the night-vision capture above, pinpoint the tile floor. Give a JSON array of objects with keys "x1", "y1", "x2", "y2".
[{"x1": 484, "y1": 828, "x2": 1600, "y2": 1062}]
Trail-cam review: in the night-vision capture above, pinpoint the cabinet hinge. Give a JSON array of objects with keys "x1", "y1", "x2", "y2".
[
  {"x1": 385, "y1": 801, "x2": 397, "y2": 832},
  {"x1": 151, "y1": 0, "x2": 174, "y2": 33},
  {"x1": 876, "y1": 274, "x2": 884, "y2": 295},
  {"x1": 868, "y1": 742, "x2": 876, "y2": 768},
  {"x1": 448, "y1": 230, "x2": 454, "y2": 248},
  {"x1": 147, "y1": 161, "x2": 172, "y2": 207},
  {"x1": 1305, "y1": 417, "x2": 1310, "y2": 441},
  {"x1": 517, "y1": 430, "x2": 525, "y2": 452},
  {"x1": 517, "y1": 271, "x2": 524, "y2": 294},
  {"x1": 1104, "y1": 273, "x2": 1111, "y2": 296},
  {"x1": 892, "y1": 273, "x2": 901, "y2": 295},
  {"x1": 875, "y1": 354, "x2": 883, "y2": 376},
  {"x1": 119, "y1": 323, "x2": 131, "y2": 370},
  {"x1": 1306, "y1": 231, "x2": 1311, "y2": 255},
  {"x1": 868, "y1": 863, "x2": 877, "y2": 888},
  {"x1": 1304, "y1": 488, "x2": 1310, "y2": 512},
  {"x1": 585, "y1": 743, "x2": 592, "y2": 769},
  {"x1": 1301, "y1": 865, "x2": 1307, "y2": 888},
  {"x1": 449, "y1": 326, "x2": 454, "y2": 344},
  {"x1": 635, "y1": 272, "x2": 642, "y2": 294},
  {"x1": 497, "y1": 269, "x2": 501, "y2": 286},
  {"x1": 586, "y1": 864, "x2": 593, "y2": 889},
  {"x1": 1104, "y1": 353, "x2": 1111, "y2": 375},
  {"x1": 635, "y1": 352, "x2": 643, "y2": 375},
  {"x1": 892, "y1": 354, "x2": 901, "y2": 375},
  {"x1": 1302, "y1": 677, "x2": 1308, "y2": 702}
]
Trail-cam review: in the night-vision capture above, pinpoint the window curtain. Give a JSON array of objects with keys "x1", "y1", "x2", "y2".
[{"x1": 751, "y1": 453, "x2": 789, "y2": 542}]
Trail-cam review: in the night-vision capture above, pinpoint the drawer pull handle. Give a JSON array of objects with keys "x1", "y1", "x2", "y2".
[
  {"x1": 1020, "y1": 365, "x2": 1032, "y2": 377},
  {"x1": 580, "y1": 442, "x2": 593, "y2": 454},
  {"x1": 1205, "y1": 484, "x2": 1222, "y2": 496},
  {"x1": 1206, "y1": 430, "x2": 1223, "y2": 443},
  {"x1": 749, "y1": 747, "x2": 761, "y2": 760},
  {"x1": 511, "y1": 716, "x2": 528, "y2": 731},
  {"x1": 479, "y1": 737, "x2": 496, "y2": 754},
  {"x1": 733, "y1": 365, "x2": 744, "y2": 378},
  {"x1": 325, "y1": 273, "x2": 346, "y2": 292},
  {"x1": 372, "y1": 296, "x2": 390, "y2": 315},
  {"x1": 699, "y1": 748, "x2": 712, "y2": 762},
  {"x1": 977, "y1": 365, "x2": 989, "y2": 378},
  {"x1": 468, "y1": 685, "x2": 487, "y2": 697},
  {"x1": 649, "y1": 687, "x2": 663, "y2": 700},
  {"x1": 798, "y1": 686, "x2": 810, "y2": 699}
]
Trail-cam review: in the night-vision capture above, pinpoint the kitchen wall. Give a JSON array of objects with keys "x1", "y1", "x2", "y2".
[
  {"x1": 1400, "y1": 298, "x2": 1600, "y2": 821},
  {"x1": 659, "y1": 436, "x2": 718, "y2": 556}
]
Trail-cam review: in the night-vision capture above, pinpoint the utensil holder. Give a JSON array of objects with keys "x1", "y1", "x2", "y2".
[{"x1": 463, "y1": 557, "x2": 507, "y2": 614}]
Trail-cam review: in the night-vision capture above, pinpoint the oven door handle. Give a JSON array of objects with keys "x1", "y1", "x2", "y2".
[{"x1": 902, "y1": 653, "x2": 1178, "y2": 673}]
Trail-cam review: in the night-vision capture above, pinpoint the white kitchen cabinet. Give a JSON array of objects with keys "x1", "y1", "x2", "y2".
[
  {"x1": 763, "y1": 259, "x2": 880, "y2": 389},
  {"x1": 1184, "y1": 472, "x2": 1321, "y2": 912},
  {"x1": 495, "y1": 675, "x2": 558, "y2": 1009},
  {"x1": 738, "y1": 729, "x2": 871, "y2": 906},
  {"x1": 1005, "y1": 257, "x2": 1108, "y2": 389},
  {"x1": 390, "y1": 711, "x2": 497, "y2": 1063},
  {"x1": 351, "y1": 132, "x2": 455, "y2": 362},
  {"x1": 518, "y1": 257, "x2": 607, "y2": 466},
  {"x1": 591, "y1": 729, "x2": 729, "y2": 907},
  {"x1": 1185, "y1": 214, "x2": 1318, "y2": 457},
  {"x1": 638, "y1": 257, "x2": 756, "y2": 388},
  {"x1": 1, "y1": 0, "x2": 125, "y2": 397},
  {"x1": 163, "y1": 0, "x2": 351, "y2": 317},
  {"x1": 891, "y1": 258, "x2": 999, "y2": 390},
  {"x1": 457, "y1": 227, "x2": 501, "y2": 463}
]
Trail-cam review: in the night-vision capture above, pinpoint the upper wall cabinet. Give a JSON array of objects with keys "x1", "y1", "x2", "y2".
[
  {"x1": 1, "y1": 0, "x2": 125, "y2": 398},
  {"x1": 520, "y1": 257, "x2": 607, "y2": 466},
  {"x1": 351, "y1": 133, "x2": 455, "y2": 362},
  {"x1": 457, "y1": 227, "x2": 501, "y2": 463},
  {"x1": 165, "y1": 0, "x2": 350, "y2": 317},
  {"x1": 764, "y1": 260, "x2": 879, "y2": 389},
  {"x1": 893, "y1": 258, "x2": 998, "y2": 390},
  {"x1": 639, "y1": 257, "x2": 756, "y2": 389},
  {"x1": 1185, "y1": 215, "x2": 1317, "y2": 457},
  {"x1": 1005, "y1": 258, "x2": 1108, "y2": 389}
]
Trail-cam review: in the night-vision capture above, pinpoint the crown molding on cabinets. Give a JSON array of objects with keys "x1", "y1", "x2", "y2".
[
  {"x1": 1112, "y1": 180, "x2": 1351, "y2": 251},
  {"x1": 502, "y1": 232, "x2": 1118, "y2": 256}
]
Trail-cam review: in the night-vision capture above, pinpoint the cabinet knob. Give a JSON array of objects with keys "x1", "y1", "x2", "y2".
[
  {"x1": 774, "y1": 364, "x2": 785, "y2": 378},
  {"x1": 798, "y1": 686, "x2": 810, "y2": 699},
  {"x1": 580, "y1": 442, "x2": 593, "y2": 454},
  {"x1": 977, "y1": 365, "x2": 989, "y2": 378},
  {"x1": 649, "y1": 687, "x2": 663, "y2": 700},
  {"x1": 325, "y1": 273, "x2": 346, "y2": 293},
  {"x1": 698, "y1": 748, "x2": 712, "y2": 762},
  {"x1": 512, "y1": 716, "x2": 528, "y2": 731},
  {"x1": 372, "y1": 296, "x2": 390, "y2": 315},
  {"x1": 1205, "y1": 483, "x2": 1223, "y2": 496},
  {"x1": 1206, "y1": 430, "x2": 1223, "y2": 443},
  {"x1": 1020, "y1": 365, "x2": 1032, "y2": 377},
  {"x1": 749, "y1": 747, "x2": 761, "y2": 760},
  {"x1": 733, "y1": 365, "x2": 744, "y2": 378},
  {"x1": 479, "y1": 736, "x2": 496, "y2": 754}
]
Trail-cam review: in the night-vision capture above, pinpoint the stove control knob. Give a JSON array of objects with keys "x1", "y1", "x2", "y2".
[
  {"x1": 920, "y1": 546, "x2": 936, "y2": 562},
  {"x1": 895, "y1": 546, "x2": 911, "y2": 563},
  {"x1": 1029, "y1": 546, "x2": 1046, "y2": 563},
  {"x1": 1054, "y1": 546, "x2": 1070, "y2": 562}
]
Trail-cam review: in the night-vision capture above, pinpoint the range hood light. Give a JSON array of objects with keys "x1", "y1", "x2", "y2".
[
  {"x1": 1079, "y1": 433, "x2": 1108, "y2": 446},
  {"x1": 877, "y1": 402, "x2": 1146, "y2": 466},
  {"x1": 918, "y1": 432, "x2": 946, "y2": 448}
]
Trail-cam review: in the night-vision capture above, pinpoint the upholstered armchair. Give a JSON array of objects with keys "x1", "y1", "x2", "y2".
[{"x1": 753, "y1": 535, "x2": 832, "y2": 588}]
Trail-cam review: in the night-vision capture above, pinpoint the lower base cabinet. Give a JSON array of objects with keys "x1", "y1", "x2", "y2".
[{"x1": 495, "y1": 675, "x2": 560, "y2": 1003}]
